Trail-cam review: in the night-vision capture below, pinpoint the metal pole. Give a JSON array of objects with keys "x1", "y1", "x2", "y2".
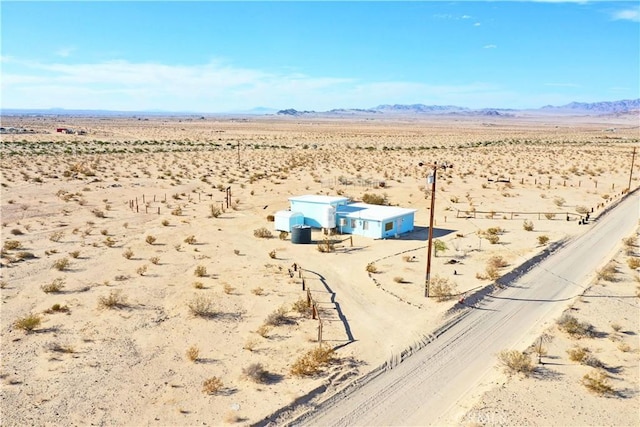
[
  {"x1": 425, "y1": 165, "x2": 437, "y2": 298},
  {"x1": 629, "y1": 147, "x2": 636, "y2": 191}
]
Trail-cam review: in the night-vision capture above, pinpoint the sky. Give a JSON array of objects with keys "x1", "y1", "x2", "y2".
[{"x1": 1, "y1": 1, "x2": 639, "y2": 113}]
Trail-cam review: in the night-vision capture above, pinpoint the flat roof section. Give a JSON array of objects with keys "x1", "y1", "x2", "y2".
[
  {"x1": 288, "y1": 195, "x2": 350, "y2": 204},
  {"x1": 337, "y1": 202, "x2": 417, "y2": 221}
]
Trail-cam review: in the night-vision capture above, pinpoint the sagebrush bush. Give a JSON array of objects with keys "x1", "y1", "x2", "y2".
[
  {"x1": 582, "y1": 369, "x2": 615, "y2": 395},
  {"x1": 98, "y1": 290, "x2": 128, "y2": 309},
  {"x1": 243, "y1": 363, "x2": 269, "y2": 383},
  {"x1": 194, "y1": 265, "x2": 207, "y2": 277},
  {"x1": 41, "y1": 278, "x2": 65, "y2": 293},
  {"x1": 522, "y1": 220, "x2": 534, "y2": 231},
  {"x1": 14, "y1": 313, "x2": 42, "y2": 333},
  {"x1": 557, "y1": 314, "x2": 594, "y2": 338},
  {"x1": 366, "y1": 263, "x2": 378, "y2": 273},
  {"x1": 497, "y1": 350, "x2": 534, "y2": 376},
  {"x1": 429, "y1": 275, "x2": 458, "y2": 301},
  {"x1": 51, "y1": 257, "x2": 70, "y2": 271},
  {"x1": 186, "y1": 345, "x2": 199, "y2": 362},
  {"x1": 202, "y1": 377, "x2": 224, "y2": 394},
  {"x1": 253, "y1": 227, "x2": 273, "y2": 238},
  {"x1": 361, "y1": 193, "x2": 386, "y2": 205},
  {"x1": 265, "y1": 306, "x2": 289, "y2": 326},
  {"x1": 290, "y1": 346, "x2": 336, "y2": 377},
  {"x1": 188, "y1": 295, "x2": 216, "y2": 318},
  {"x1": 537, "y1": 235, "x2": 550, "y2": 245}
]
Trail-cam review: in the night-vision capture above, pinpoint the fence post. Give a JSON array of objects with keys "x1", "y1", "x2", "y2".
[{"x1": 318, "y1": 321, "x2": 323, "y2": 346}]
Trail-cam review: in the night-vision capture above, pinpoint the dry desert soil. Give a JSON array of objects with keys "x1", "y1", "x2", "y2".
[{"x1": 1, "y1": 112, "x2": 638, "y2": 426}]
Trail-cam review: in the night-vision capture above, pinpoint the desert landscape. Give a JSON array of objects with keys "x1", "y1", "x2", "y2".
[{"x1": 1, "y1": 112, "x2": 638, "y2": 426}]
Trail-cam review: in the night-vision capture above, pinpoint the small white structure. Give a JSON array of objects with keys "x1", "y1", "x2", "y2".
[
  {"x1": 288, "y1": 195, "x2": 349, "y2": 228},
  {"x1": 274, "y1": 210, "x2": 305, "y2": 232}
]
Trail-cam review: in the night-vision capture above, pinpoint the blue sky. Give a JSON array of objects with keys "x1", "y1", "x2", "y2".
[{"x1": 1, "y1": 1, "x2": 639, "y2": 112}]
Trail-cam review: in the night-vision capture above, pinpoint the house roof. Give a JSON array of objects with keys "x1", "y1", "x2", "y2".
[
  {"x1": 288, "y1": 195, "x2": 349, "y2": 204},
  {"x1": 336, "y1": 202, "x2": 417, "y2": 221},
  {"x1": 275, "y1": 210, "x2": 304, "y2": 218}
]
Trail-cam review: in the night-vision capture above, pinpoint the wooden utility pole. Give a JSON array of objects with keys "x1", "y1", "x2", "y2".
[{"x1": 629, "y1": 146, "x2": 637, "y2": 191}]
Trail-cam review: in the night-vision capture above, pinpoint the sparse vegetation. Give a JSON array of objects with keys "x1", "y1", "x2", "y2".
[
  {"x1": 145, "y1": 235, "x2": 157, "y2": 245},
  {"x1": 290, "y1": 346, "x2": 336, "y2": 377},
  {"x1": 51, "y1": 257, "x2": 70, "y2": 271},
  {"x1": 202, "y1": 377, "x2": 224, "y2": 394},
  {"x1": 497, "y1": 350, "x2": 534, "y2": 376},
  {"x1": 557, "y1": 313, "x2": 594, "y2": 338},
  {"x1": 522, "y1": 220, "x2": 534, "y2": 231},
  {"x1": 537, "y1": 235, "x2": 550, "y2": 245},
  {"x1": 194, "y1": 265, "x2": 207, "y2": 277},
  {"x1": 243, "y1": 363, "x2": 269, "y2": 383},
  {"x1": 187, "y1": 295, "x2": 216, "y2": 318},
  {"x1": 98, "y1": 290, "x2": 128, "y2": 309},
  {"x1": 429, "y1": 275, "x2": 458, "y2": 301},
  {"x1": 582, "y1": 369, "x2": 615, "y2": 395},
  {"x1": 14, "y1": 313, "x2": 42, "y2": 333},
  {"x1": 186, "y1": 345, "x2": 199, "y2": 362},
  {"x1": 41, "y1": 278, "x2": 65, "y2": 293},
  {"x1": 253, "y1": 227, "x2": 273, "y2": 238}
]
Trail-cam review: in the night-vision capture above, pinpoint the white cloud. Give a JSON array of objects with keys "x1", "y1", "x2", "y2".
[
  {"x1": 483, "y1": 44, "x2": 497, "y2": 49},
  {"x1": 544, "y1": 82, "x2": 581, "y2": 88},
  {"x1": 611, "y1": 7, "x2": 640, "y2": 22},
  {"x1": 474, "y1": 22, "x2": 481, "y2": 26},
  {"x1": 1, "y1": 57, "x2": 586, "y2": 111}
]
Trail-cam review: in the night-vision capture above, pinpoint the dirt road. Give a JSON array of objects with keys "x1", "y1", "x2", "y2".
[{"x1": 294, "y1": 192, "x2": 639, "y2": 426}]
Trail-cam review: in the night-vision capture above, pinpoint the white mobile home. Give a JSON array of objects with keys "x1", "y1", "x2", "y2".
[{"x1": 336, "y1": 203, "x2": 417, "y2": 239}]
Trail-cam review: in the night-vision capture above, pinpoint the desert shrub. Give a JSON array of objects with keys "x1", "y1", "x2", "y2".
[
  {"x1": 51, "y1": 257, "x2": 70, "y2": 271},
  {"x1": 266, "y1": 214, "x2": 275, "y2": 222},
  {"x1": 557, "y1": 313, "x2": 594, "y2": 338},
  {"x1": 582, "y1": 369, "x2": 615, "y2": 395},
  {"x1": 544, "y1": 213, "x2": 556, "y2": 220},
  {"x1": 553, "y1": 197, "x2": 565, "y2": 207},
  {"x1": 317, "y1": 238, "x2": 334, "y2": 253},
  {"x1": 361, "y1": 193, "x2": 386, "y2": 205},
  {"x1": 187, "y1": 295, "x2": 216, "y2": 318},
  {"x1": 44, "y1": 303, "x2": 70, "y2": 314},
  {"x1": 522, "y1": 220, "x2": 534, "y2": 231},
  {"x1": 161, "y1": 219, "x2": 170, "y2": 226},
  {"x1": 145, "y1": 235, "x2": 157, "y2": 245},
  {"x1": 149, "y1": 256, "x2": 160, "y2": 265},
  {"x1": 41, "y1": 278, "x2": 65, "y2": 293},
  {"x1": 104, "y1": 237, "x2": 116, "y2": 247},
  {"x1": 49, "y1": 231, "x2": 64, "y2": 242},
  {"x1": 497, "y1": 350, "x2": 534, "y2": 376},
  {"x1": 243, "y1": 338, "x2": 259, "y2": 351},
  {"x1": 136, "y1": 265, "x2": 148, "y2": 276},
  {"x1": 202, "y1": 377, "x2": 224, "y2": 394},
  {"x1": 485, "y1": 265, "x2": 501, "y2": 280},
  {"x1": 618, "y1": 342, "x2": 631, "y2": 352},
  {"x1": 485, "y1": 227, "x2": 504, "y2": 236},
  {"x1": 365, "y1": 263, "x2": 378, "y2": 273},
  {"x1": 193, "y1": 281, "x2": 204, "y2": 289},
  {"x1": 488, "y1": 256, "x2": 508, "y2": 269},
  {"x1": 265, "y1": 306, "x2": 290, "y2": 326},
  {"x1": 123, "y1": 248, "x2": 134, "y2": 259},
  {"x1": 14, "y1": 313, "x2": 42, "y2": 333},
  {"x1": 171, "y1": 207, "x2": 182, "y2": 216},
  {"x1": 210, "y1": 205, "x2": 221, "y2": 218},
  {"x1": 91, "y1": 209, "x2": 106, "y2": 218},
  {"x1": 243, "y1": 363, "x2": 269, "y2": 383},
  {"x1": 292, "y1": 297, "x2": 310, "y2": 314},
  {"x1": 69, "y1": 250, "x2": 80, "y2": 259},
  {"x1": 623, "y1": 236, "x2": 638, "y2": 247},
  {"x1": 610, "y1": 323, "x2": 622, "y2": 332},
  {"x1": 3, "y1": 240, "x2": 21, "y2": 250},
  {"x1": 268, "y1": 249, "x2": 277, "y2": 259},
  {"x1": 433, "y1": 239, "x2": 447, "y2": 257},
  {"x1": 10, "y1": 228, "x2": 23, "y2": 235},
  {"x1": 254, "y1": 227, "x2": 273, "y2": 238},
  {"x1": 184, "y1": 235, "x2": 197, "y2": 244},
  {"x1": 186, "y1": 345, "x2": 199, "y2": 362},
  {"x1": 402, "y1": 255, "x2": 417, "y2": 263},
  {"x1": 537, "y1": 235, "x2": 550, "y2": 245},
  {"x1": 98, "y1": 290, "x2": 128, "y2": 309},
  {"x1": 234, "y1": 249, "x2": 241, "y2": 255},
  {"x1": 251, "y1": 287, "x2": 264, "y2": 296},
  {"x1": 596, "y1": 262, "x2": 617, "y2": 281},
  {"x1": 279, "y1": 231, "x2": 288, "y2": 240},
  {"x1": 393, "y1": 276, "x2": 405, "y2": 283},
  {"x1": 486, "y1": 234, "x2": 500, "y2": 245},
  {"x1": 429, "y1": 275, "x2": 458, "y2": 301},
  {"x1": 256, "y1": 324, "x2": 271, "y2": 338},
  {"x1": 567, "y1": 346, "x2": 589, "y2": 362},
  {"x1": 223, "y1": 283, "x2": 235, "y2": 294},
  {"x1": 14, "y1": 251, "x2": 36, "y2": 261},
  {"x1": 290, "y1": 346, "x2": 336, "y2": 377},
  {"x1": 627, "y1": 257, "x2": 640, "y2": 270},
  {"x1": 194, "y1": 265, "x2": 207, "y2": 277}
]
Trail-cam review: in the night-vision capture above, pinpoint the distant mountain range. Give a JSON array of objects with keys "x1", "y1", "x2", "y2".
[
  {"x1": 2, "y1": 99, "x2": 638, "y2": 117},
  {"x1": 277, "y1": 98, "x2": 640, "y2": 117}
]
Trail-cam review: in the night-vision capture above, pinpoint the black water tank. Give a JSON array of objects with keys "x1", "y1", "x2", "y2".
[{"x1": 291, "y1": 225, "x2": 312, "y2": 244}]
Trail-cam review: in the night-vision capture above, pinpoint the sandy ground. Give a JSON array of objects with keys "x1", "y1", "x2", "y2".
[{"x1": 1, "y1": 112, "x2": 638, "y2": 426}]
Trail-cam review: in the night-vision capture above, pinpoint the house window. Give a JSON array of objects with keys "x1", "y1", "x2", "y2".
[
  {"x1": 363, "y1": 220, "x2": 369, "y2": 230},
  {"x1": 351, "y1": 219, "x2": 356, "y2": 228},
  {"x1": 384, "y1": 222, "x2": 393, "y2": 232}
]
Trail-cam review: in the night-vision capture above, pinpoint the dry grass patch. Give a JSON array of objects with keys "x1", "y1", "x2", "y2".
[
  {"x1": 186, "y1": 345, "x2": 200, "y2": 362},
  {"x1": 429, "y1": 275, "x2": 458, "y2": 301},
  {"x1": 98, "y1": 290, "x2": 128, "y2": 309},
  {"x1": 497, "y1": 350, "x2": 534, "y2": 376},
  {"x1": 596, "y1": 262, "x2": 617, "y2": 282},
  {"x1": 187, "y1": 295, "x2": 216, "y2": 318},
  {"x1": 202, "y1": 377, "x2": 224, "y2": 395},
  {"x1": 290, "y1": 346, "x2": 336, "y2": 377},
  {"x1": 41, "y1": 277, "x2": 65, "y2": 293},
  {"x1": 582, "y1": 369, "x2": 615, "y2": 395},
  {"x1": 51, "y1": 257, "x2": 70, "y2": 271},
  {"x1": 557, "y1": 313, "x2": 594, "y2": 338}
]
